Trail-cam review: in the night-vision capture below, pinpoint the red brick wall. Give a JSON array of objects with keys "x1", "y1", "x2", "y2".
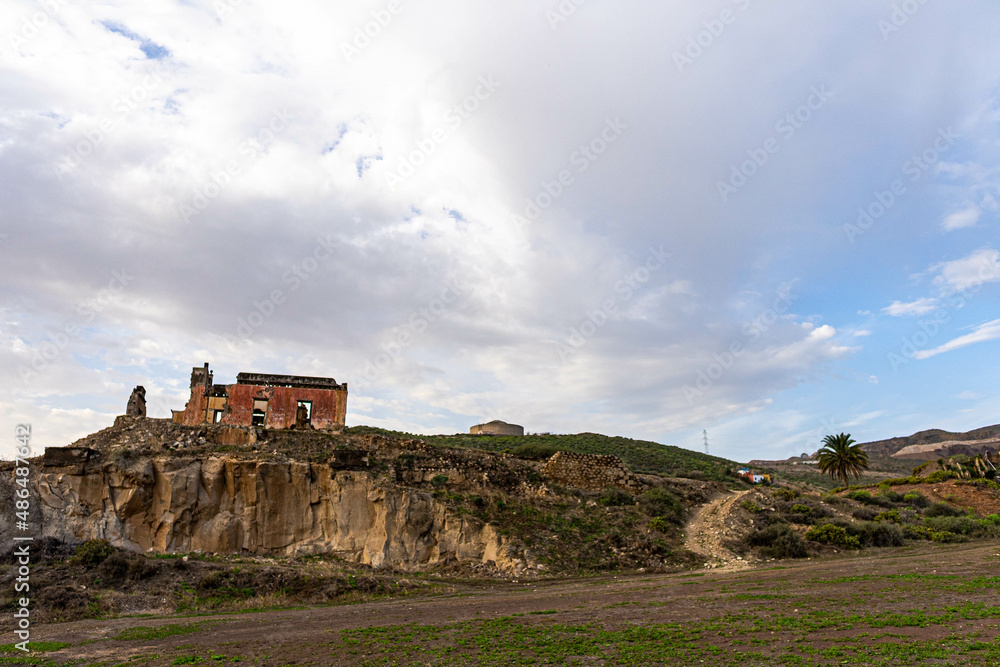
[{"x1": 174, "y1": 384, "x2": 347, "y2": 430}]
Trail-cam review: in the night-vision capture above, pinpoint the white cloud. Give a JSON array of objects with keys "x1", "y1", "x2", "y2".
[
  {"x1": 941, "y1": 206, "x2": 980, "y2": 231},
  {"x1": 2, "y1": 1, "x2": 1000, "y2": 458},
  {"x1": 882, "y1": 298, "x2": 939, "y2": 317},
  {"x1": 932, "y1": 248, "x2": 1000, "y2": 294},
  {"x1": 913, "y1": 319, "x2": 1000, "y2": 360}
]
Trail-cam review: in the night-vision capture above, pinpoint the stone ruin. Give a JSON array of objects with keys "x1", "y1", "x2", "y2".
[
  {"x1": 125, "y1": 386, "x2": 146, "y2": 418},
  {"x1": 542, "y1": 451, "x2": 643, "y2": 494}
]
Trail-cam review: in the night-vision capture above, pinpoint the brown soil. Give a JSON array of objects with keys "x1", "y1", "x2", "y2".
[
  {"x1": 22, "y1": 541, "x2": 1000, "y2": 665},
  {"x1": 888, "y1": 479, "x2": 1000, "y2": 515}
]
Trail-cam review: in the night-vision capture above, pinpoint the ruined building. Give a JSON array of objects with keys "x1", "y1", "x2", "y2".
[
  {"x1": 470, "y1": 420, "x2": 524, "y2": 436},
  {"x1": 172, "y1": 363, "x2": 347, "y2": 430},
  {"x1": 125, "y1": 386, "x2": 146, "y2": 417}
]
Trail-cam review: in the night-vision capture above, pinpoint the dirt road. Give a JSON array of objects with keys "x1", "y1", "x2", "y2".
[{"x1": 683, "y1": 488, "x2": 754, "y2": 569}]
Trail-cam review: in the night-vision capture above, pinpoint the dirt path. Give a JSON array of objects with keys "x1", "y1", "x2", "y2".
[{"x1": 684, "y1": 488, "x2": 754, "y2": 570}]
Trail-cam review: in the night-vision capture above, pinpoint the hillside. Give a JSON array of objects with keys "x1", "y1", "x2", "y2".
[
  {"x1": 0, "y1": 417, "x2": 734, "y2": 623},
  {"x1": 861, "y1": 423, "x2": 1000, "y2": 459},
  {"x1": 344, "y1": 427, "x2": 744, "y2": 483}
]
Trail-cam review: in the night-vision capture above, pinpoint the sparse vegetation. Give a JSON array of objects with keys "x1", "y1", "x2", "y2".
[{"x1": 69, "y1": 539, "x2": 116, "y2": 567}]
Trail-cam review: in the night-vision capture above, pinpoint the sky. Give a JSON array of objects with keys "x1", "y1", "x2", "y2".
[{"x1": 2, "y1": 0, "x2": 1000, "y2": 462}]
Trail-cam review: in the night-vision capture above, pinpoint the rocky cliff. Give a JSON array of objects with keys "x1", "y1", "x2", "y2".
[
  {"x1": 2, "y1": 418, "x2": 715, "y2": 576},
  {"x1": 32, "y1": 453, "x2": 513, "y2": 571}
]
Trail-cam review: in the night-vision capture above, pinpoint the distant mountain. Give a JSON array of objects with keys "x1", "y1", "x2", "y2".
[{"x1": 861, "y1": 424, "x2": 1000, "y2": 460}]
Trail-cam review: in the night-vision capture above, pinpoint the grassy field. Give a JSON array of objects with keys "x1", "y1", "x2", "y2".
[
  {"x1": 15, "y1": 542, "x2": 1000, "y2": 666},
  {"x1": 346, "y1": 426, "x2": 744, "y2": 483}
]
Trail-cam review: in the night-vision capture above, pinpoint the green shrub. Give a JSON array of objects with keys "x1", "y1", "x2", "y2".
[
  {"x1": 741, "y1": 500, "x2": 763, "y2": 512},
  {"x1": 930, "y1": 530, "x2": 964, "y2": 543},
  {"x1": 430, "y1": 474, "x2": 449, "y2": 488},
  {"x1": 771, "y1": 489, "x2": 799, "y2": 501},
  {"x1": 70, "y1": 539, "x2": 117, "y2": 567},
  {"x1": 878, "y1": 491, "x2": 905, "y2": 503},
  {"x1": 790, "y1": 504, "x2": 811, "y2": 514},
  {"x1": 924, "y1": 470, "x2": 958, "y2": 484},
  {"x1": 851, "y1": 507, "x2": 879, "y2": 521},
  {"x1": 744, "y1": 523, "x2": 808, "y2": 559},
  {"x1": 903, "y1": 524, "x2": 932, "y2": 540},
  {"x1": 598, "y1": 487, "x2": 635, "y2": 507},
  {"x1": 805, "y1": 524, "x2": 861, "y2": 549},
  {"x1": 925, "y1": 502, "x2": 963, "y2": 518},
  {"x1": 648, "y1": 517, "x2": 673, "y2": 533},
  {"x1": 852, "y1": 521, "x2": 904, "y2": 548},
  {"x1": 903, "y1": 492, "x2": 927, "y2": 508},
  {"x1": 924, "y1": 516, "x2": 989, "y2": 536},
  {"x1": 639, "y1": 487, "x2": 684, "y2": 524},
  {"x1": 912, "y1": 461, "x2": 933, "y2": 476},
  {"x1": 880, "y1": 476, "x2": 923, "y2": 487},
  {"x1": 873, "y1": 509, "x2": 901, "y2": 523},
  {"x1": 846, "y1": 490, "x2": 891, "y2": 506}
]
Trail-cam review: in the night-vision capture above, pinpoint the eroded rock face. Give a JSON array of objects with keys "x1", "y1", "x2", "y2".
[{"x1": 29, "y1": 453, "x2": 521, "y2": 573}]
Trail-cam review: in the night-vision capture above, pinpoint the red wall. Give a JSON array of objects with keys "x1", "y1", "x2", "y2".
[{"x1": 175, "y1": 384, "x2": 347, "y2": 430}]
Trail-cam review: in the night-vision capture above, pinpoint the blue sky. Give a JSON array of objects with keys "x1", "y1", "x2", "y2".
[{"x1": 1, "y1": 0, "x2": 999, "y2": 462}]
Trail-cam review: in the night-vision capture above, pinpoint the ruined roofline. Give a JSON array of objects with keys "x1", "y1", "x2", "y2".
[{"x1": 235, "y1": 372, "x2": 346, "y2": 391}]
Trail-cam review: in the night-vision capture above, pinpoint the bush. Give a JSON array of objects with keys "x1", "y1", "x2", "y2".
[
  {"x1": 925, "y1": 502, "x2": 964, "y2": 518},
  {"x1": 851, "y1": 506, "x2": 879, "y2": 521},
  {"x1": 878, "y1": 491, "x2": 905, "y2": 503},
  {"x1": 805, "y1": 524, "x2": 860, "y2": 549},
  {"x1": 97, "y1": 552, "x2": 131, "y2": 584},
  {"x1": 846, "y1": 490, "x2": 891, "y2": 507},
  {"x1": 507, "y1": 443, "x2": 561, "y2": 460},
  {"x1": 648, "y1": 517, "x2": 673, "y2": 533},
  {"x1": 598, "y1": 487, "x2": 635, "y2": 507},
  {"x1": 924, "y1": 516, "x2": 988, "y2": 536},
  {"x1": 127, "y1": 558, "x2": 159, "y2": 581},
  {"x1": 772, "y1": 488, "x2": 799, "y2": 501},
  {"x1": 903, "y1": 524, "x2": 932, "y2": 540},
  {"x1": 70, "y1": 539, "x2": 117, "y2": 567},
  {"x1": 903, "y1": 492, "x2": 927, "y2": 508},
  {"x1": 741, "y1": 500, "x2": 763, "y2": 512},
  {"x1": 790, "y1": 504, "x2": 811, "y2": 514},
  {"x1": 639, "y1": 487, "x2": 684, "y2": 524},
  {"x1": 743, "y1": 523, "x2": 808, "y2": 559},
  {"x1": 924, "y1": 470, "x2": 958, "y2": 484},
  {"x1": 873, "y1": 509, "x2": 901, "y2": 523},
  {"x1": 880, "y1": 476, "x2": 922, "y2": 487},
  {"x1": 430, "y1": 474, "x2": 449, "y2": 488},
  {"x1": 930, "y1": 530, "x2": 965, "y2": 543},
  {"x1": 852, "y1": 521, "x2": 904, "y2": 548}
]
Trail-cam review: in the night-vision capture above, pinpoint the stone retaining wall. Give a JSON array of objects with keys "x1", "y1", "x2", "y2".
[{"x1": 542, "y1": 451, "x2": 642, "y2": 494}]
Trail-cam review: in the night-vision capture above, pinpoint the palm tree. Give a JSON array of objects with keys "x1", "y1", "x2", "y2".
[{"x1": 817, "y1": 433, "x2": 870, "y2": 488}]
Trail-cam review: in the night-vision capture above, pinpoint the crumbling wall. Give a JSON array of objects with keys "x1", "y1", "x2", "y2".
[{"x1": 542, "y1": 451, "x2": 642, "y2": 494}]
